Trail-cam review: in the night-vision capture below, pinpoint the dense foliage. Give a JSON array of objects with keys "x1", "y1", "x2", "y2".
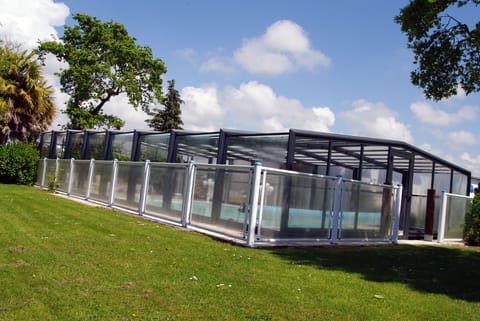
[
  {"x1": 464, "y1": 189, "x2": 480, "y2": 245},
  {"x1": 0, "y1": 141, "x2": 39, "y2": 185},
  {"x1": 395, "y1": 0, "x2": 480, "y2": 100},
  {"x1": 0, "y1": 41, "x2": 56, "y2": 143},
  {"x1": 146, "y1": 79, "x2": 184, "y2": 131},
  {"x1": 37, "y1": 13, "x2": 167, "y2": 129}
]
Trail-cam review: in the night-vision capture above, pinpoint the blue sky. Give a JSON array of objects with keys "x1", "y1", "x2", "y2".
[{"x1": 1, "y1": 0, "x2": 480, "y2": 176}]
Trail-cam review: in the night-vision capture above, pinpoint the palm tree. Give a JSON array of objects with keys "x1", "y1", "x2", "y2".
[{"x1": 0, "y1": 42, "x2": 56, "y2": 144}]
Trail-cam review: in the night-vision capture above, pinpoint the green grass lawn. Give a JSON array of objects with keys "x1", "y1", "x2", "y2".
[{"x1": 0, "y1": 184, "x2": 479, "y2": 321}]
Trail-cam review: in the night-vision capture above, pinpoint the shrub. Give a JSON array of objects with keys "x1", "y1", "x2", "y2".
[
  {"x1": 464, "y1": 190, "x2": 480, "y2": 246},
  {"x1": 0, "y1": 142, "x2": 39, "y2": 185}
]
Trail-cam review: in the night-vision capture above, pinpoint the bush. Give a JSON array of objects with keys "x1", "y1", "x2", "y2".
[
  {"x1": 0, "y1": 142, "x2": 39, "y2": 185},
  {"x1": 464, "y1": 190, "x2": 480, "y2": 246}
]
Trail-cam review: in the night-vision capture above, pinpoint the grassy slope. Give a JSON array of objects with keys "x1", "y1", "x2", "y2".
[{"x1": 0, "y1": 184, "x2": 479, "y2": 321}]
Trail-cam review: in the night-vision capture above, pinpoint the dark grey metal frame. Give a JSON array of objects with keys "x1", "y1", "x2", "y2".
[{"x1": 38, "y1": 128, "x2": 471, "y2": 239}]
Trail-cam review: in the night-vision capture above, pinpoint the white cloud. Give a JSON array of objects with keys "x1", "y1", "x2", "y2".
[
  {"x1": 222, "y1": 81, "x2": 334, "y2": 132},
  {"x1": 340, "y1": 99, "x2": 413, "y2": 143},
  {"x1": 461, "y1": 153, "x2": 480, "y2": 177},
  {"x1": 102, "y1": 94, "x2": 150, "y2": 131},
  {"x1": 447, "y1": 130, "x2": 476, "y2": 146},
  {"x1": 420, "y1": 144, "x2": 446, "y2": 158},
  {"x1": 176, "y1": 48, "x2": 198, "y2": 65},
  {"x1": 0, "y1": 0, "x2": 69, "y2": 49},
  {"x1": 410, "y1": 101, "x2": 478, "y2": 126},
  {"x1": 178, "y1": 81, "x2": 334, "y2": 133},
  {"x1": 441, "y1": 85, "x2": 467, "y2": 104},
  {"x1": 232, "y1": 20, "x2": 330, "y2": 75},
  {"x1": 0, "y1": 0, "x2": 70, "y2": 129},
  {"x1": 200, "y1": 57, "x2": 236, "y2": 73},
  {"x1": 181, "y1": 85, "x2": 224, "y2": 132}
]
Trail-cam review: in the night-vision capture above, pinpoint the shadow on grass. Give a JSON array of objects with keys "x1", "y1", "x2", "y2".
[{"x1": 269, "y1": 245, "x2": 480, "y2": 302}]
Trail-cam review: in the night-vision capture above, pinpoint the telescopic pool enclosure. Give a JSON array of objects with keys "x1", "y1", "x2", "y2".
[{"x1": 37, "y1": 128, "x2": 471, "y2": 244}]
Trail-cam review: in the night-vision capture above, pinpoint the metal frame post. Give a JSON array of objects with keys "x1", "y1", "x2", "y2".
[
  {"x1": 246, "y1": 162, "x2": 262, "y2": 247},
  {"x1": 330, "y1": 175, "x2": 343, "y2": 245},
  {"x1": 67, "y1": 158, "x2": 75, "y2": 195},
  {"x1": 108, "y1": 159, "x2": 119, "y2": 207},
  {"x1": 437, "y1": 190, "x2": 448, "y2": 244},
  {"x1": 85, "y1": 158, "x2": 95, "y2": 200},
  {"x1": 242, "y1": 167, "x2": 254, "y2": 238},
  {"x1": 55, "y1": 157, "x2": 60, "y2": 182},
  {"x1": 256, "y1": 169, "x2": 268, "y2": 240},
  {"x1": 41, "y1": 157, "x2": 48, "y2": 188},
  {"x1": 138, "y1": 160, "x2": 151, "y2": 216},
  {"x1": 181, "y1": 161, "x2": 196, "y2": 227},
  {"x1": 391, "y1": 184, "x2": 403, "y2": 244}
]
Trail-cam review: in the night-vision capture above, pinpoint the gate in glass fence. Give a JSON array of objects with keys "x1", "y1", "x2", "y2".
[
  {"x1": 36, "y1": 158, "x2": 403, "y2": 247},
  {"x1": 437, "y1": 192, "x2": 472, "y2": 243}
]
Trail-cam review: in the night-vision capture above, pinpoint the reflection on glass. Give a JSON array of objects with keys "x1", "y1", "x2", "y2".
[
  {"x1": 145, "y1": 164, "x2": 185, "y2": 222},
  {"x1": 225, "y1": 134, "x2": 288, "y2": 168},
  {"x1": 54, "y1": 132, "x2": 67, "y2": 159},
  {"x1": 56, "y1": 159, "x2": 71, "y2": 192},
  {"x1": 70, "y1": 160, "x2": 91, "y2": 196},
  {"x1": 110, "y1": 133, "x2": 133, "y2": 161},
  {"x1": 176, "y1": 133, "x2": 219, "y2": 164},
  {"x1": 139, "y1": 133, "x2": 169, "y2": 162},
  {"x1": 68, "y1": 132, "x2": 84, "y2": 159},
  {"x1": 40, "y1": 132, "x2": 52, "y2": 158},
  {"x1": 86, "y1": 133, "x2": 105, "y2": 160},
  {"x1": 445, "y1": 195, "x2": 471, "y2": 239},
  {"x1": 189, "y1": 166, "x2": 251, "y2": 238},
  {"x1": 113, "y1": 162, "x2": 143, "y2": 210},
  {"x1": 88, "y1": 161, "x2": 112, "y2": 203}
]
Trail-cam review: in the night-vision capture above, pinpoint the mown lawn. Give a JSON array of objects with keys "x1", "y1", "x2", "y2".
[{"x1": 0, "y1": 184, "x2": 479, "y2": 320}]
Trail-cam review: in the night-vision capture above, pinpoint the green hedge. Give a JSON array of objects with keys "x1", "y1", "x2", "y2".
[
  {"x1": 0, "y1": 142, "x2": 39, "y2": 185},
  {"x1": 465, "y1": 190, "x2": 480, "y2": 246}
]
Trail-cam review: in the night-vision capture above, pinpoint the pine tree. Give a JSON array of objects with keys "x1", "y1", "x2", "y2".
[{"x1": 146, "y1": 79, "x2": 183, "y2": 131}]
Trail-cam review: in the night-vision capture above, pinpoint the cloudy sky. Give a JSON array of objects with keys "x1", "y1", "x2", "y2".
[{"x1": 1, "y1": 0, "x2": 480, "y2": 176}]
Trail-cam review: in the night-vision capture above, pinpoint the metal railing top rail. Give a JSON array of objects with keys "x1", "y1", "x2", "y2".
[
  {"x1": 194, "y1": 163, "x2": 254, "y2": 171},
  {"x1": 261, "y1": 166, "x2": 396, "y2": 189},
  {"x1": 444, "y1": 192, "x2": 472, "y2": 200}
]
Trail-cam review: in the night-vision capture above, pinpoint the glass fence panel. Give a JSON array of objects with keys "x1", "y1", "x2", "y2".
[
  {"x1": 44, "y1": 159, "x2": 57, "y2": 188},
  {"x1": 89, "y1": 161, "x2": 113, "y2": 204},
  {"x1": 434, "y1": 194, "x2": 442, "y2": 233},
  {"x1": 113, "y1": 162, "x2": 144, "y2": 211},
  {"x1": 410, "y1": 195, "x2": 427, "y2": 232},
  {"x1": 70, "y1": 160, "x2": 91, "y2": 197},
  {"x1": 341, "y1": 181, "x2": 393, "y2": 239},
  {"x1": 189, "y1": 165, "x2": 252, "y2": 239},
  {"x1": 445, "y1": 195, "x2": 471, "y2": 239},
  {"x1": 56, "y1": 160, "x2": 71, "y2": 193},
  {"x1": 144, "y1": 164, "x2": 186, "y2": 223},
  {"x1": 36, "y1": 159, "x2": 44, "y2": 185},
  {"x1": 258, "y1": 171, "x2": 333, "y2": 240}
]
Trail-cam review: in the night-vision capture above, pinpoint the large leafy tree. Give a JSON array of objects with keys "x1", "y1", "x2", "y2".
[
  {"x1": 37, "y1": 13, "x2": 167, "y2": 129},
  {"x1": 146, "y1": 79, "x2": 184, "y2": 131},
  {"x1": 0, "y1": 41, "x2": 56, "y2": 144},
  {"x1": 395, "y1": 0, "x2": 480, "y2": 100}
]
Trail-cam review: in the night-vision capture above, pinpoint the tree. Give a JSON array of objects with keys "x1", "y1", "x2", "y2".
[
  {"x1": 37, "y1": 13, "x2": 167, "y2": 129},
  {"x1": 464, "y1": 188, "x2": 480, "y2": 245},
  {"x1": 395, "y1": 0, "x2": 480, "y2": 100},
  {"x1": 146, "y1": 79, "x2": 184, "y2": 131},
  {"x1": 0, "y1": 41, "x2": 56, "y2": 144}
]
